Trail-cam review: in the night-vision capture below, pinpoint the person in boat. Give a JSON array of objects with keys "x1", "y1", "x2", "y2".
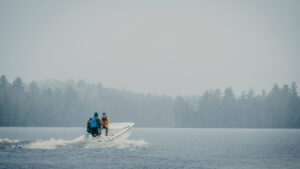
[
  {"x1": 100, "y1": 112, "x2": 110, "y2": 136},
  {"x1": 86, "y1": 118, "x2": 92, "y2": 134},
  {"x1": 91, "y1": 112, "x2": 101, "y2": 138}
]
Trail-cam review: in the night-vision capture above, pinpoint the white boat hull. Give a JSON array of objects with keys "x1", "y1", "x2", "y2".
[{"x1": 84, "y1": 123, "x2": 135, "y2": 142}]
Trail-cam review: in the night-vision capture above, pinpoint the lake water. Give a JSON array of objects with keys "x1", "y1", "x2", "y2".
[{"x1": 0, "y1": 128, "x2": 300, "y2": 169}]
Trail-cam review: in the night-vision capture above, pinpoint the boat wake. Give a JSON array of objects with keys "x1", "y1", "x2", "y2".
[
  {"x1": 23, "y1": 138, "x2": 76, "y2": 149},
  {"x1": 0, "y1": 137, "x2": 147, "y2": 150},
  {"x1": 1, "y1": 123, "x2": 146, "y2": 149},
  {"x1": 0, "y1": 138, "x2": 21, "y2": 145}
]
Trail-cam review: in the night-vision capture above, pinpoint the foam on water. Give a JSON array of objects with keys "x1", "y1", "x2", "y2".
[
  {"x1": 1, "y1": 127, "x2": 147, "y2": 150},
  {"x1": 22, "y1": 135, "x2": 87, "y2": 149},
  {"x1": 0, "y1": 138, "x2": 21, "y2": 144},
  {"x1": 23, "y1": 138, "x2": 74, "y2": 149},
  {"x1": 19, "y1": 135, "x2": 147, "y2": 150}
]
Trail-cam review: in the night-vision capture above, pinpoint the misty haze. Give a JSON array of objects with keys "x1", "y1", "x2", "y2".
[
  {"x1": 0, "y1": 75, "x2": 299, "y2": 128},
  {"x1": 0, "y1": 0, "x2": 300, "y2": 169}
]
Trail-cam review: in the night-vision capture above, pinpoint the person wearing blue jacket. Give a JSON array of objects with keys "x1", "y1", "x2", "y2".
[{"x1": 90, "y1": 112, "x2": 101, "y2": 138}]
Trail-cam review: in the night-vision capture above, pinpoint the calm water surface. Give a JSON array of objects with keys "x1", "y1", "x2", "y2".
[{"x1": 0, "y1": 128, "x2": 300, "y2": 169}]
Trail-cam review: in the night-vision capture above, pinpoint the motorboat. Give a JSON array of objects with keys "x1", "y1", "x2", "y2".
[{"x1": 84, "y1": 123, "x2": 135, "y2": 142}]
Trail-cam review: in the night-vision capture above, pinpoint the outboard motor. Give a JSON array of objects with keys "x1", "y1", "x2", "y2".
[{"x1": 84, "y1": 133, "x2": 91, "y2": 139}]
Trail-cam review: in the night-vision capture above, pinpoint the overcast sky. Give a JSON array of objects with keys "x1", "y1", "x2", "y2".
[{"x1": 0, "y1": 0, "x2": 299, "y2": 96}]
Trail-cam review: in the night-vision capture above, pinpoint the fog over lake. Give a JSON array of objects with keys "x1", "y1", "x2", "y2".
[
  {"x1": 1, "y1": 0, "x2": 300, "y2": 128},
  {"x1": 0, "y1": 0, "x2": 299, "y2": 96},
  {"x1": 1, "y1": 0, "x2": 300, "y2": 169}
]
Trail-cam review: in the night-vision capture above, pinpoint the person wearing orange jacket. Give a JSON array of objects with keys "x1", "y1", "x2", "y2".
[{"x1": 100, "y1": 112, "x2": 110, "y2": 136}]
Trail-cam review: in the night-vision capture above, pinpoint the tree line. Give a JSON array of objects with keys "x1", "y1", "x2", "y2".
[
  {"x1": 0, "y1": 75, "x2": 174, "y2": 127},
  {"x1": 175, "y1": 83, "x2": 300, "y2": 128},
  {"x1": 0, "y1": 75, "x2": 299, "y2": 128}
]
